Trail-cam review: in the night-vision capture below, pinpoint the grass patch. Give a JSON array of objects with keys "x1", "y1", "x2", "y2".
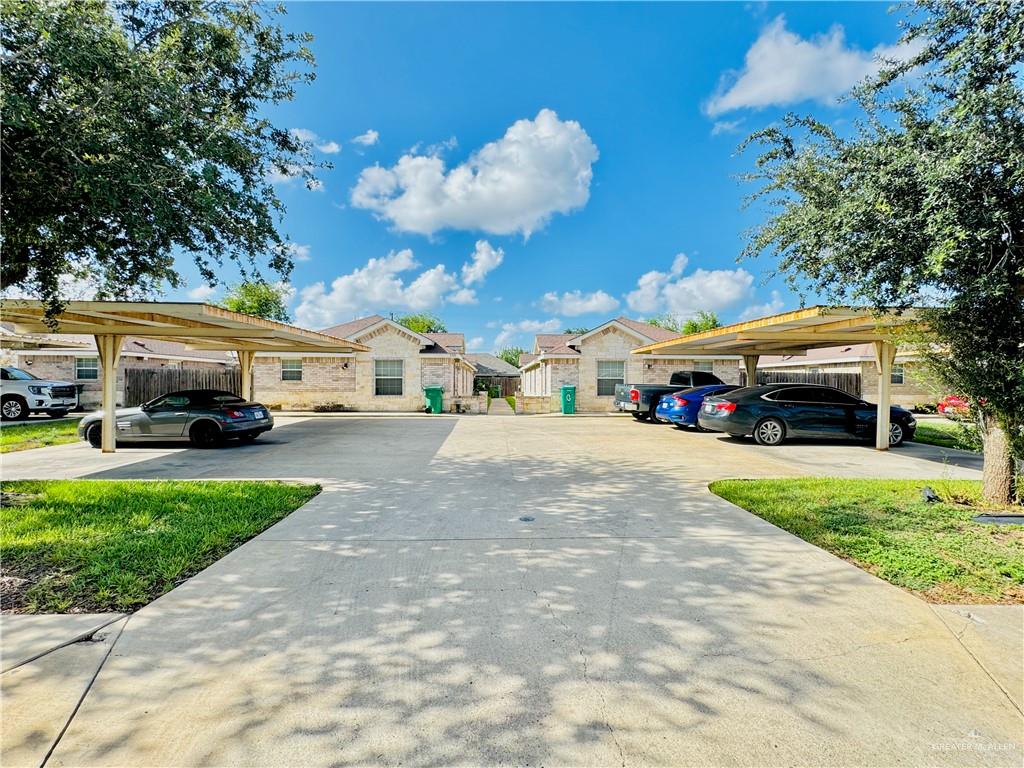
[
  {"x1": 1, "y1": 479, "x2": 319, "y2": 613},
  {"x1": 911, "y1": 419, "x2": 981, "y2": 452},
  {"x1": 505, "y1": 395, "x2": 515, "y2": 411},
  {"x1": 0, "y1": 419, "x2": 80, "y2": 453},
  {"x1": 710, "y1": 478, "x2": 1023, "y2": 604}
]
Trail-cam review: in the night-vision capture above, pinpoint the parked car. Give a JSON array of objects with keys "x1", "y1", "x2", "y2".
[
  {"x1": 697, "y1": 383, "x2": 917, "y2": 447},
  {"x1": 614, "y1": 370, "x2": 725, "y2": 422},
  {"x1": 78, "y1": 389, "x2": 273, "y2": 448},
  {"x1": 937, "y1": 394, "x2": 971, "y2": 419},
  {"x1": 1, "y1": 365, "x2": 78, "y2": 421},
  {"x1": 655, "y1": 384, "x2": 741, "y2": 429}
]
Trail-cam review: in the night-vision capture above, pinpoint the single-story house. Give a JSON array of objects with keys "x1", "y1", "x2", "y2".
[
  {"x1": 466, "y1": 352, "x2": 520, "y2": 397},
  {"x1": 14, "y1": 337, "x2": 236, "y2": 408},
  {"x1": 253, "y1": 315, "x2": 484, "y2": 413},
  {"x1": 517, "y1": 317, "x2": 742, "y2": 413},
  {"x1": 758, "y1": 344, "x2": 936, "y2": 409}
]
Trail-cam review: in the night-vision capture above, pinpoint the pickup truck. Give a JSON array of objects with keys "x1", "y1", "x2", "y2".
[{"x1": 614, "y1": 370, "x2": 725, "y2": 421}]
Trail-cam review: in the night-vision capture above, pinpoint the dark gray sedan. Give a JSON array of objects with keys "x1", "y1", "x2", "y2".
[{"x1": 78, "y1": 389, "x2": 274, "y2": 448}]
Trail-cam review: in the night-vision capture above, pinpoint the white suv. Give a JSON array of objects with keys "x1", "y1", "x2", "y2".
[{"x1": 1, "y1": 366, "x2": 79, "y2": 421}]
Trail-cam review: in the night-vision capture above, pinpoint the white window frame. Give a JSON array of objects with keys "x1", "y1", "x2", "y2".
[
  {"x1": 596, "y1": 360, "x2": 625, "y2": 397},
  {"x1": 891, "y1": 363, "x2": 905, "y2": 385},
  {"x1": 374, "y1": 359, "x2": 404, "y2": 396},
  {"x1": 281, "y1": 359, "x2": 303, "y2": 381},
  {"x1": 76, "y1": 356, "x2": 99, "y2": 380}
]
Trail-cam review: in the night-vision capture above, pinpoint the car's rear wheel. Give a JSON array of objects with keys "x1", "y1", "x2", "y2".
[
  {"x1": 189, "y1": 421, "x2": 223, "y2": 448},
  {"x1": 648, "y1": 405, "x2": 663, "y2": 424},
  {"x1": 888, "y1": 422, "x2": 905, "y2": 447},
  {"x1": 753, "y1": 417, "x2": 786, "y2": 446},
  {"x1": 632, "y1": 412, "x2": 648, "y2": 422},
  {"x1": 86, "y1": 423, "x2": 102, "y2": 449},
  {"x1": 1, "y1": 396, "x2": 27, "y2": 421}
]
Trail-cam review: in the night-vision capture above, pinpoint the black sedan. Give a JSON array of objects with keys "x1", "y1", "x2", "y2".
[
  {"x1": 697, "y1": 383, "x2": 917, "y2": 447},
  {"x1": 78, "y1": 389, "x2": 273, "y2": 448}
]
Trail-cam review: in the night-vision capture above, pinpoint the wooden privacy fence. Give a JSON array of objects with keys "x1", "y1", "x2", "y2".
[
  {"x1": 739, "y1": 370, "x2": 862, "y2": 396},
  {"x1": 474, "y1": 375, "x2": 519, "y2": 397},
  {"x1": 124, "y1": 367, "x2": 241, "y2": 406}
]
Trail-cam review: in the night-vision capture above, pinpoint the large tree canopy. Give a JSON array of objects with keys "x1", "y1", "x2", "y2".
[
  {"x1": 395, "y1": 313, "x2": 447, "y2": 334},
  {"x1": 219, "y1": 281, "x2": 291, "y2": 322},
  {"x1": 1, "y1": 0, "x2": 322, "y2": 318},
  {"x1": 647, "y1": 310, "x2": 721, "y2": 335},
  {"x1": 741, "y1": 0, "x2": 1023, "y2": 502}
]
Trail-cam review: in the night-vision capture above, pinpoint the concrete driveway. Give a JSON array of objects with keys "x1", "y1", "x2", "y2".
[{"x1": 3, "y1": 415, "x2": 1020, "y2": 766}]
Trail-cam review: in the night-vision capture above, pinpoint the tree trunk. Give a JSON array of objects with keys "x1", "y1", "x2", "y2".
[{"x1": 981, "y1": 414, "x2": 1015, "y2": 506}]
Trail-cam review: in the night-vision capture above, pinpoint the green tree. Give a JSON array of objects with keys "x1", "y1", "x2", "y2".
[
  {"x1": 563, "y1": 327, "x2": 590, "y2": 335},
  {"x1": 1, "y1": 0, "x2": 322, "y2": 320},
  {"x1": 498, "y1": 346, "x2": 527, "y2": 369},
  {"x1": 395, "y1": 313, "x2": 447, "y2": 334},
  {"x1": 741, "y1": 0, "x2": 1023, "y2": 503},
  {"x1": 219, "y1": 282, "x2": 291, "y2": 323},
  {"x1": 647, "y1": 310, "x2": 721, "y2": 335}
]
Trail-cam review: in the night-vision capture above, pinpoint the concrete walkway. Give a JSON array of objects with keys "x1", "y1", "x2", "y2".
[
  {"x1": 487, "y1": 396, "x2": 515, "y2": 415},
  {"x1": 3, "y1": 416, "x2": 1020, "y2": 766}
]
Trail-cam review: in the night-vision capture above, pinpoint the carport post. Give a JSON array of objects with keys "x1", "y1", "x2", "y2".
[
  {"x1": 873, "y1": 341, "x2": 896, "y2": 451},
  {"x1": 237, "y1": 350, "x2": 255, "y2": 401},
  {"x1": 94, "y1": 334, "x2": 123, "y2": 453},
  {"x1": 742, "y1": 354, "x2": 759, "y2": 388}
]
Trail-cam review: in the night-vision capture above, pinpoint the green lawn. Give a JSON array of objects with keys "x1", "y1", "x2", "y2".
[
  {"x1": 0, "y1": 419, "x2": 80, "y2": 453},
  {"x1": 910, "y1": 419, "x2": 981, "y2": 452},
  {"x1": 505, "y1": 395, "x2": 515, "y2": 411},
  {"x1": 710, "y1": 478, "x2": 1023, "y2": 604},
  {"x1": 1, "y1": 480, "x2": 320, "y2": 613}
]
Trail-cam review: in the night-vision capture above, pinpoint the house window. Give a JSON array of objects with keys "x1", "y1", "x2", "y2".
[
  {"x1": 76, "y1": 357, "x2": 99, "y2": 380},
  {"x1": 281, "y1": 359, "x2": 303, "y2": 381},
  {"x1": 597, "y1": 360, "x2": 625, "y2": 397},
  {"x1": 375, "y1": 359, "x2": 404, "y2": 396},
  {"x1": 891, "y1": 364, "x2": 905, "y2": 385},
  {"x1": 693, "y1": 360, "x2": 714, "y2": 373}
]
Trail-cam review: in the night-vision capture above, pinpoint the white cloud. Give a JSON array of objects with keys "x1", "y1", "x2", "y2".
[
  {"x1": 290, "y1": 128, "x2": 341, "y2": 154},
  {"x1": 188, "y1": 284, "x2": 217, "y2": 301},
  {"x1": 711, "y1": 119, "x2": 744, "y2": 136},
  {"x1": 461, "y1": 240, "x2": 504, "y2": 286},
  {"x1": 625, "y1": 253, "x2": 755, "y2": 317},
  {"x1": 706, "y1": 16, "x2": 924, "y2": 116},
  {"x1": 276, "y1": 243, "x2": 312, "y2": 262},
  {"x1": 448, "y1": 287, "x2": 478, "y2": 305},
  {"x1": 351, "y1": 108, "x2": 598, "y2": 237},
  {"x1": 539, "y1": 289, "x2": 619, "y2": 317},
  {"x1": 352, "y1": 129, "x2": 380, "y2": 146},
  {"x1": 266, "y1": 162, "x2": 323, "y2": 192},
  {"x1": 467, "y1": 336, "x2": 485, "y2": 350},
  {"x1": 739, "y1": 290, "x2": 786, "y2": 320},
  {"x1": 493, "y1": 318, "x2": 562, "y2": 350},
  {"x1": 294, "y1": 249, "x2": 458, "y2": 327}
]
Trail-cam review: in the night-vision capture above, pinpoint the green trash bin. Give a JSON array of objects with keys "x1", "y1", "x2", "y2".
[
  {"x1": 423, "y1": 385, "x2": 444, "y2": 414},
  {"x1": 560, "y1": 385, "x2": 576, "y2": 415}
]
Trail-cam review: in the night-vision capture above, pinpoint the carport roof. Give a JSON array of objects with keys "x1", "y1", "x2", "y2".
[
  {"x1": 0, "y1": 300, "x2": 370, "y2": 353},
  {"x1": 631, "y1": 305, "x2": 920, "y2": 357},
  {"x1": 0, "y1": 324, "x2": 92, "y2": 351}
]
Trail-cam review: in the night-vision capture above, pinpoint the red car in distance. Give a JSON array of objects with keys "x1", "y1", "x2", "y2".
[{"x1": 937, "y1": 395, "x2": 970, "y2": 419}]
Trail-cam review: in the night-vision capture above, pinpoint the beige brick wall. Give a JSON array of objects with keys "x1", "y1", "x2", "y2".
[
  {"x1": 576, "y1": 328, "x2": 643, "y2": 412},
  {"x1": 254, "y1": 356, "x2": 356, "y2": 410},
  {"x1": 860, "y1": 360, "x2": 939, "y2": 409},
  {"x1": 515, "y1": 393, "x2": 557, "y2": 414}
]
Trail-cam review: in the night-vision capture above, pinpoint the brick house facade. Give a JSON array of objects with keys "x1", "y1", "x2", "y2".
[
  {"x1": 252, "y1": 316, "x2": 483, "y2": 413},
  {"x1": 517, "y1": 318, "x2": 741, "y2": 413}
]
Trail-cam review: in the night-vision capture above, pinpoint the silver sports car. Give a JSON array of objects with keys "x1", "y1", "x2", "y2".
[{"x1": 78, "y1": 389, "x2": 274, "y2": 448}]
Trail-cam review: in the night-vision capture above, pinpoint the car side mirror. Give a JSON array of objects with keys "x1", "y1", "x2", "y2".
[{"x1": 140, "y1": 403, "x2": 151, "y2": 412}]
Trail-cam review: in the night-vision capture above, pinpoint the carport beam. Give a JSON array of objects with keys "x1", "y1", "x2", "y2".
[
  {"x1": 94, "y1": 334, "x2": 123, "y2": 453},
  {"x1": 237, "y1": 350, "x2": 256, "y2": 401},
  {"x1": 873, "y1": 341, "x2": 896, "y2": 451},
  {"x1": 743, "y1": 354, "x2": 759, "y2": 388}
]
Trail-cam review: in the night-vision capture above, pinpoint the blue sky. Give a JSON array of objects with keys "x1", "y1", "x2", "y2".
[{"x1": 176, "y1": 2, "x2": 914, "y2": 351}]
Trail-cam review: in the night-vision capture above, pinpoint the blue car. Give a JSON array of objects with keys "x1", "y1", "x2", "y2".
[{"x1": 655, "y1": 384, "x2": 741, "y2": 428}]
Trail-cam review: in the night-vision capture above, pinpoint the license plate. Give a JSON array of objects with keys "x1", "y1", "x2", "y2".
[{"x1": 252, "y1": 409, "x2": 265, "y2": 419}]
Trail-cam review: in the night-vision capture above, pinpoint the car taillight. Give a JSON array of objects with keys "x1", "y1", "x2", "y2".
[
  {"x1": 224, "y1": 409, "x2": 246, "y2": 419},
  {"x1": 629, "y1": 388, "x2": 639, "y2": 402},
  {"x1": 715, "y1": 401, "x2": 736, "y2": 413},
  {"x1": 673, "y1": 396, "x2": 688, "y2": 406}
]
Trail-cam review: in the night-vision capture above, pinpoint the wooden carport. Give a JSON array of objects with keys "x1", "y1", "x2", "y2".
[
  {"x1": 631, "y1": 306, "x2": 920, "y2": 450},
  {"x1": 0, "y1": 301, "x2": 369, "y2": 452}
]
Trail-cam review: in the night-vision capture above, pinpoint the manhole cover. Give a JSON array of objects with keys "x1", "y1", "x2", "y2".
[
  {"x1": 972, "y1": 514, "x2": 1024, "y2": 526},
  {"x1": 519, "y1": 516, "x2": 535, "y2": 522}
]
